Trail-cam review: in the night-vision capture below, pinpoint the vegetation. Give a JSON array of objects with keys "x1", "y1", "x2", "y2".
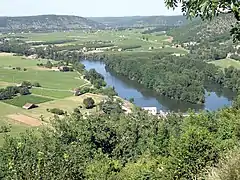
[
  {"x1": 2, "y1": 95, "x2": 52, "y2": 107},
  {"x1": 0, "y1": 98, "x2": 240, "y2": 179},
  {"x1": 83, "y1": 97, "x2": 95, "y2": 109},
  {"x1": 101, "y1": 52, "x2": 219, "y2": 104},
  {"x1": 165, "y1": 0, "x2": 240, "y2": 42},
  {"x1": 0, "y1": 15, "x2": 105, "y2": 32},
  {"x1": 48, "y1": 108, "x2": 65, "y2": 115}
]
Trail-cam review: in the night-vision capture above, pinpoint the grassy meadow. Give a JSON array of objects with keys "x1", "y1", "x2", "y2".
[
  {"x1": 3, "y1": 95, "x2": 53, "y2": 107},
  {"x1": 210, "y1": 58, "x2": 240, "y2": 69}
]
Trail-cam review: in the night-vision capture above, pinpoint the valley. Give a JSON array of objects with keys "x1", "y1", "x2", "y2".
[{"x1": 0, "y1": 5, "x2": 240, "y2": 179}]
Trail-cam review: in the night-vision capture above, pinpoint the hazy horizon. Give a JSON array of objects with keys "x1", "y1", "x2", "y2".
[{"x1": 0, "y1": 0, "x2": 182, "y2": 17}]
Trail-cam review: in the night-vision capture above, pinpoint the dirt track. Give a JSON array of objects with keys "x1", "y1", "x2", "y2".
[{"x1": 7, "y1": 114, "x2": 42, "y2": 126}]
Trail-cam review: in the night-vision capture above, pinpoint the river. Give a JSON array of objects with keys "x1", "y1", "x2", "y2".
[{"x1": 81, "y1": 60, "x2": 236, "y2": 112}]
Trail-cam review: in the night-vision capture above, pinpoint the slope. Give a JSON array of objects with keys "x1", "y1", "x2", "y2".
[
  {"x1": 89, "y1": 15, "x2": 189, "y2": 28},
  {"x1": 0, "y1": 14, "x2": 106, "y2": 32},
  {"x1": 168, "y1": 14, "x2": 236, "y2": 43}
]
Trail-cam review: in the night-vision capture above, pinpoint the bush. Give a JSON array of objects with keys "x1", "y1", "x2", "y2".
[
  {"x1": 0, "y1": 125, "x2": 11, "y2": 133},
  {"x1": 21, "y1": 81, "x2": 32, "y2": 88},
  {"x1": 16, "y1": 67, "x2": 21, "y2": 70},
  {"x1": 49, "y1": 108, "x2": 65, "y2": 115},
  {"x1": 33, "y1": 82, "x2": 41, "y2": 87},
  {"x1": 83, "y1": 97, "x2": 95, "y2": 109},
  {"x1": 23, "y1": 68, "x2": 27, "y2": 71},
  {"x1": 19, "y1": 87, "x2": 31, "y2": 95}
]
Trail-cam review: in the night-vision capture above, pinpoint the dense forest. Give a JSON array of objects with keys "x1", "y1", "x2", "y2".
[
  {"x1": 1, "y1": 98, "x2": 240, "y2": 179},
  {"x1": 86, "y1": 52, "x2": 238, "y2": 104}
]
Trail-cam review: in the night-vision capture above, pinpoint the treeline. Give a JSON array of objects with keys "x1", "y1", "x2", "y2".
[
  {"x1": 101, "y1": 52, "x2": 218, "y2": 104},
  {"x1": 0, "y1": 85, "x2": 30, "y2": 100},
  {"x1": 83, "y1": 69, "x2": 106, "y2": 89},
  {"x1": 30, "y1": 39, "x2": 77, "y2": 46},
  {"x1": 1, "y1": 98, "x2": 240, "y2": 179}
]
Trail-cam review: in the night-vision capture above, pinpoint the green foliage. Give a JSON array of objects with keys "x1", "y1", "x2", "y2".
[
  {"x1": 32, "y1": 82, "x2": 41, "y2": 87},
  {"x1": 83, "y1": 97, "x2": 95, "y2": 109},
  {"x1": 103, "y1": 52, "x2": 219, "y2": 104},
  {"x1": 165, "y1": 0, "x2": 240, "y2": 42},
  {"x1": 0, "y1": 125, "x2": 11, "y2": 133},
  {"x1": 19, "y1": 87, "x2": 31, "y2": 95},
  {"x1": 49, "y1": 108, "x2": 65, "y2": 115},
  {"x1": 99, "y1": 98, "x2": 124, "y2": 115},
  {"x1": 1, "y1": 104, "x2": 240, "y2": 178}
]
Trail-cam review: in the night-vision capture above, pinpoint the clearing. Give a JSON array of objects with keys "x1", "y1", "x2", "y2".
[{"x1": 210, "y1": 58, "x2": 240, "y2": 69}]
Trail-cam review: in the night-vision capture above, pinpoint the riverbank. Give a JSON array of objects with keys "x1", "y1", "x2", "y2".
[{"x1": 81, "y1": 59, "x2": 234, "y2": 112}]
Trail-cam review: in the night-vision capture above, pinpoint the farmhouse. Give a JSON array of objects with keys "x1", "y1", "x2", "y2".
[{"x1": 22, "y1": 103, "x2": 37, "y2": 110}]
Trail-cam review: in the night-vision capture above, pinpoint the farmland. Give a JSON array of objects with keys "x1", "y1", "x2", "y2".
[
  {"x1": 3, "y1": 95, "x2": 53, "y2": 107},
  {"x1": 0, "y1": 28, "x2": 184, "y2": 145}
]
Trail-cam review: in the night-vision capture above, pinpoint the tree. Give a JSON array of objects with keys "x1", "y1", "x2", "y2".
[
  {"x1": 32, "y1": 82, "x2": 41, "y2": 87},
  {"x1": 99, "y1": 98, "x2": 123, "y2": 115},
  {"x1": 83, "y1": 97, "x2": 95, "y2": 109},
  {"x1": 165, "y1": 0, "x2": 240, "y2": 42},
  {"x1": 19, "y1": 87, "x2": 30, "y2": 95}
]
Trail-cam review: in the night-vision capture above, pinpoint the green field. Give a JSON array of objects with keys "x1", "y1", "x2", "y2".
[
  {"x1": 31, "y1": 88, "x2": 73, "y2": 99},
  {"x1": 0, "y1": 102, "x2": 29, "y2": 146},
  {"x1": 3, "y1": 95, "x2": 53, "y2": 107},
  {"x1": 0, "y1": 55, "x2": 87, "y2": 90},
  {"x1": 210, "y1": 58, "x2": 240, "y2": 69},
  {"x1": 6, "y1": 29, "x2": 183, "y2": 52}
]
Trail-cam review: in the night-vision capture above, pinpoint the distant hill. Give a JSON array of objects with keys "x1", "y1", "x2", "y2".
[
  {"x1": 0, "y1": 15, "x2": 106, "y2": 32},
  {"x1": 89, "y1": 16, "x2": 189, "y2": 28},
  {"x1": 168, "y1": 14, "x2": 236, "y2": 43}
]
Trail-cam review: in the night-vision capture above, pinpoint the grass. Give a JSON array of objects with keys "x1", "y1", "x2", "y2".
[
  {"x1": 0, "y1": 68, "x2": 86, "y2": 90},
  {"x1": 0, "y1": 55, "x2": 53, "y2": 68},
  {"x1": 0, "y1": 102, "x2": 29, "y2": 146},
  {"x1": 31, "y1": 88, "x2": 73, "y2": 99},
  {"x1": 210, "y1": 58, "x2": 240, "y2": 69},
  {"x1": 3, "y1": 95, "x2": 53, "y2": 107},
  {"x1": 22, "y1": 93, "x2": 105, "y2": 120}
]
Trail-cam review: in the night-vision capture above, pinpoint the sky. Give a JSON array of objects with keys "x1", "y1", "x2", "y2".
[{"x1": 0, "y1": 0, "x2": 182, "y2": 17}]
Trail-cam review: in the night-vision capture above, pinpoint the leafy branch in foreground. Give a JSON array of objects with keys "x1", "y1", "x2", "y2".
[{"x1": 165, "y1": 0, "x2": 240, "y2": 41}]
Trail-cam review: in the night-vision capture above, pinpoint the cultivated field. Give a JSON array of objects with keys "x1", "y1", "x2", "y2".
[
  {"x1": 0, "y1": 28, "x2": 183, "y2": 145},
  {"x1": 0, "y1": 54, "x2": 90, "y2": 145}
]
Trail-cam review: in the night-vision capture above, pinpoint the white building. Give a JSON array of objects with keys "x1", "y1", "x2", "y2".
[{"x1": 142, "y1": 107, "x2": 157, "y2": 115}]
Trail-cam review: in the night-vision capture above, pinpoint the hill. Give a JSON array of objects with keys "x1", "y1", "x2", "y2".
[
  {"x1": 168, "y1": 14, "x2": 236, "y2": 43},
  {"x1": 89, "y1": 15, "x2": 189, "y2": 28},
  {"x1": 0, "y1": 15, "x2": 106, "y2": 32}
]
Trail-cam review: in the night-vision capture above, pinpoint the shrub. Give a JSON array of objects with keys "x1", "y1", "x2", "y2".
[
  {"x1": 0, "y1": 125, "x2": 11, "y2": 133},
  {"x1": 83, "y1": 97, "x2": 95, "y2": 109},
  {"x1": 33, "y1": 82, "x2": 41, "y2": 87},
  {"x1": 23, "y1": 68, "x2": 27, "y2": 71},
  {"x1": 19, "y1": 87, "x2": 31, "y2": 95},
  {"x1": 49, "y1": 108, "x2": 65, "y2": 115},
  {"x1": 16, "y1": 67, "x2": 21, "y2": 70},
  {"x1": 21, "y1": 81, "x2": 32, "y2": 88}
]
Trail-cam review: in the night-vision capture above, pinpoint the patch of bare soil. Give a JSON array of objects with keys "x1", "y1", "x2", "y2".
[{"x1": 7, "y1": 114, "x2": 42, "y2": 126}]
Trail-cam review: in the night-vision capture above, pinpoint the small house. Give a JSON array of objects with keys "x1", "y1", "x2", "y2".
[{"x1": 22, "y1": 103, "x2": 37, "y2": 110}]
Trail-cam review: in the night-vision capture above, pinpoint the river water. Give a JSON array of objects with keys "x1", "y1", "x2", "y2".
[{"x1": 82, "y1": 60, "x2": 236, "y2": 112}]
